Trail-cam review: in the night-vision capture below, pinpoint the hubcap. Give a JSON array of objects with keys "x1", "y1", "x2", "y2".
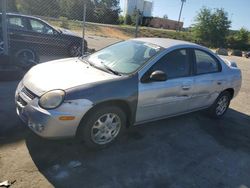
[
  {"x1": 91, "y1": 113, "x2": 121, "y2": 145},
  {"x1": 216, "y1": 96, "x2": 229, "y2": 116}
]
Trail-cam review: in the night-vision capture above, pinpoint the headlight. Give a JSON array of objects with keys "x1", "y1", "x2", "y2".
[{"x1": 39, "y1": 90, "x2": 65, "y2": 109}]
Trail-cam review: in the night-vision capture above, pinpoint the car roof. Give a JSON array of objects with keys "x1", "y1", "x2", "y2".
[
  {"x1": 0, "y1": 12, "x2": 43, "y2": 21},
  {"x1": 132, "y1": 38, "x2": 201, "y2": 49}
]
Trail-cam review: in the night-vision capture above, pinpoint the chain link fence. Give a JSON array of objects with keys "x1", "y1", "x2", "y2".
[
  {"x1": 0, "y1": 0, "x2": 144, "y2": 64},
  {"x1": 0, "y1": 0, "x2": 186, "y2": 65}
]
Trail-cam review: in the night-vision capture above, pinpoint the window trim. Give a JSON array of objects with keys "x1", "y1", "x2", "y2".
[
  {"x1": 191, "y1": 48, "x2": 222, "y2": 76},
  {"x1": 142, "y1": 48, "x2": 193, "y2": 81}
]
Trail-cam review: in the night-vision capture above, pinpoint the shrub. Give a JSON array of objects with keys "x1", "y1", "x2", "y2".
[{"x1": 59, "y1": 17, "x2": 69, "y2": 29}]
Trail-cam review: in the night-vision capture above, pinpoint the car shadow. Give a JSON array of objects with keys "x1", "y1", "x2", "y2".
[
  {"x1": 196, "y1": 109, "x2": 250, "y2": 152},
  {"x1": 25, "y1": 108, "x2": 250, "y2": 188}
]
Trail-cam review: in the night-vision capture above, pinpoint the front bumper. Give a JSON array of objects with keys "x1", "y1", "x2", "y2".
[{"x1": 15, "y1": 84, "x2": 93, "y2": 138}]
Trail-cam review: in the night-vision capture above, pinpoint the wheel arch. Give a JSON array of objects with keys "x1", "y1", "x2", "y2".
[
  {"x1": 223, "y1": 88, "x2": 234, "y2": 99},
  {"x1": 76, "y1": 99, "x2": 133, "y2": 137}
]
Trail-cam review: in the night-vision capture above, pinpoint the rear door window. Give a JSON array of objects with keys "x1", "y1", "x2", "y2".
[
  {"x1": 194, "y1": 50, "x2": 221, "y2": 74},
  {"x1": 7, "y1": 16, "x2": 27, "y2": 31}
]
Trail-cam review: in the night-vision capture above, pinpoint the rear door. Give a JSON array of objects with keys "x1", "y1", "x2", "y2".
[
  {"x1": 189, "y1": 49, "x2": 224, "y2": 109},
  {"x1": 7, "y1": 15, "x2": 29, "y2": 52},
  {"x1": 136, "y1": 48, "x2": 194, "y2": 123}
]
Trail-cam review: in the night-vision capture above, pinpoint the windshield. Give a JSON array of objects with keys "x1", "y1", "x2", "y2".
[{"x1": 87, "y1": 40, "x2": 163, "y2": 74}]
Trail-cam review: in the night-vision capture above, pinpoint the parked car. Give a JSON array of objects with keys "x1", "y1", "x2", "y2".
[
  {"x1": 231, "y1": 50, "x2": 242, "y2": 57},
  {"x1": 245, "y1": 51, "x2": 250, "y2": 58},
  {"x1": 216, "y1": 48, "x2": 228, "y2": 56},
  {"x1": 15, "y1": 38, "x2": 242, "y2": 149},
  {"x1": 0, "y1": 13, "x2": 87, "y2": 63}
]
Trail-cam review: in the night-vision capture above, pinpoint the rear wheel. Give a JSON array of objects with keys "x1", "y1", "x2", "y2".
[
  {"x1": 79, "y1": 105, "x2": 126, "y2": 149},
  {"x1": 208, "y1": 91, "x2": 231, "y2": 118},
  {"x1": 15, "y1": 49, "x2": 39, "y2": 67}
]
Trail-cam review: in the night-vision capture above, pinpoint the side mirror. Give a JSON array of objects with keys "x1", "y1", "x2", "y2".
[
  {"x1": 150, "y1": 70, "x2": 167, "y2": 82},
  {"x1": 141, "y1": 70, "x2": 167, "y2": 83}
]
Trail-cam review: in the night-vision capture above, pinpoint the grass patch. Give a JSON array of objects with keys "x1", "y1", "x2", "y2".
[{"x1": 45, "y1": 17, "x2": 194, "y2": 42}]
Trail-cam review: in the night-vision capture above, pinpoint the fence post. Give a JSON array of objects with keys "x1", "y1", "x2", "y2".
[
  {"x1": 135, "y1": 9, "x2": 139, "y2": 38},
  {"x1": 2, "y1": 0, "x2": 9, "y2": 55},
  {"x1": 82, "y1": 1, "x2": 86, "y2": 56}
]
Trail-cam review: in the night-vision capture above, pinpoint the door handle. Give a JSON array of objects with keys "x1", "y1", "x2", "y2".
[
  {"x1": 217, "y1": 80, "x2": 225, "y2": 85},
  {"x1": 182, "y1": 86, "x2": 191, "y2": 90}
]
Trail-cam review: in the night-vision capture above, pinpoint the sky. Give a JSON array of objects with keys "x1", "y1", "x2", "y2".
[{"x1": 120, "y1": 0, "x2": 250, "y2": 30}]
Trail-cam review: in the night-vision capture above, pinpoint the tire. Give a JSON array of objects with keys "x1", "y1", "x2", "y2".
[
  {"x1": 15, "y1": 49, "x2": 39, "y2": 67},
  {"x1": 79, "y1": 105, "x2": 126, "y2": 149},
  {"x1": 208, "y1": 91, "x2": 231, "y2": 118},
  {"x1": 68, "y1": 43, "x2": 82, "y2": 57}
]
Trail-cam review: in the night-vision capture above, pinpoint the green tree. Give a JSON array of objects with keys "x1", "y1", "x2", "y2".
[
  {"x1": 125, "y1": 14, "x2": 132, "y2": 25},
  {"x1": 163, "y1": 14, "x2": 168, "y2": 19},
  {"x1": 227, "y1": 28, "x2": 249, "y2": 50},
  {"x1": 17, "y1": 0, "x2": 60, "y2": 17},
  {"x1": 0, "y1": 0, "x2": 17, "y2": 12},
  {"x1": 92, "y1": 0, "x2": 120, "y2": 24},
  {"x1": 8, "y1": 0, "x2": 18, "y2": 12},
  {"x1": 193, "y1": 7, "x2": 231, "y2": 47},
  {"x1": 118, "y1": 15, "x2": 124, "y2": 25}
]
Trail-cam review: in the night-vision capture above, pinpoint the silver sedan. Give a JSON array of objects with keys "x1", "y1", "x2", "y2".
[{"x1": 15, "y1": 38, "x2": 242, "y2": 149}]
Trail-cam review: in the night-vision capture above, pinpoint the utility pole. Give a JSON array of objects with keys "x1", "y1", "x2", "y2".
[
  {"x1": 177, "y1": 0, "x2": 186, "y2": 32},
  {"x1": 2, "y1": 0, "x2": 9, "y2": 55},
  {"x1": 135, "y1": 9, "x2": 140, "y2": 38},
  {"x1": 82, "y1": 1, "x2": 86, "y2": 56}
]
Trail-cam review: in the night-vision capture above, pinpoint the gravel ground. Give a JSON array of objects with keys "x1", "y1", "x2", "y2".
[{"x1": 0, "y1": 55, "x2": 250, "y2": 188}]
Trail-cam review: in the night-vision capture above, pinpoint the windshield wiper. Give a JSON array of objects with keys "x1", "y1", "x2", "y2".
[
  {"x1": 100, "y1": 61, "x2": 121, "y2": 76},
  {"x1": 79, "y1": 58, "x2": 121, "y2": 75},
  {"x1": 79, "y1": 57, "x2": 92, "y2": 66}
]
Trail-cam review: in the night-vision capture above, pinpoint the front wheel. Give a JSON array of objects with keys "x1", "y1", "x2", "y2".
[
  {"x1": 208, "y1": 91, "x2": 231, "y2": 118},
  {"x1": 79, "y1": 106, "x2": 126, "y2": 149}
]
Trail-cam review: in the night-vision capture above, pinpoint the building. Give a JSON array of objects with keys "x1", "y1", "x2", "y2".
[
  {"x1": 143, "y1": 0, "x2": 153, "y2": 17},
  {"x1": 142, "y1": 17, "x2": 184, "y2": 30},
  {"x1": 124, "y1": 0, "x2": 153, "y2": 17}
]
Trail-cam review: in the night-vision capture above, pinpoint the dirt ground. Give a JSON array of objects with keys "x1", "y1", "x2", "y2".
[{"x1": 0, "y1": 55, "x2": 250, "y2": 188}]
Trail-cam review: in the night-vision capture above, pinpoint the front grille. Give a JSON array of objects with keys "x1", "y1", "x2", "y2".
[
  {"x1": 21, "y1": 87, "x2": 36, "y2": 100},
  {"x1": 17, "y1": 96, "x2": 27, "y2": 107}
]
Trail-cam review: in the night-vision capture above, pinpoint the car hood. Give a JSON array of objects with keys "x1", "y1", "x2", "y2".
[
  {"x1": 60, "y1": 28, "x2": 80, "y2": 38},
  {"x1": 23, "y1": 58, "x2": 117, "y2": 96}
]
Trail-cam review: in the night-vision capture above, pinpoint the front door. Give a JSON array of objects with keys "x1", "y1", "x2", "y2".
[{"x1": 136, "y1": 48, "x2": 194, "y2": 123}]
